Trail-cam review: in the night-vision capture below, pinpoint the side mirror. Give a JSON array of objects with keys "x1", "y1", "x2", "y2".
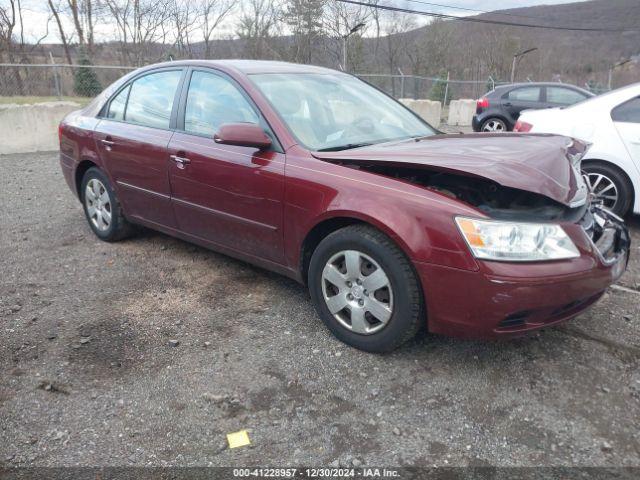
[{"x1": 214, "y1": 123, "x2": 272, "y2": 150}]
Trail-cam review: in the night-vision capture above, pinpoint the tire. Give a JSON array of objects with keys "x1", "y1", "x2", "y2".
[
  {"x1": 308, "y1": 224, "x2": 424, "y2": 353},
  {"x1": 481, "y1": 117, "x2": 508, "y2": 132},
  {"x1": 80, "y1": 167, "x2": 133, "y2": 242},
  {"x1": 582, "y1": 162, "x2": 633, "y2": 217}
]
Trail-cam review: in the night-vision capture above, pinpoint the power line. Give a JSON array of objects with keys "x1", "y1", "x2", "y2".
[
  {"x1": 338, "y1": 0, "x2": 638, "y2": 33},
  {"x1": 403, "y1": 0, "x2": 548, "y2": 19}
]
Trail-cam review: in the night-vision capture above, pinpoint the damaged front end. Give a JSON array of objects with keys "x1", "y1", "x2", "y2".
[
  {"x1": 580, "y1": 206, "x2": 630, "y2": 271},
  {"x1": 341, "y1": 164, "x2": 583, "y2": 222},
  {"x1": 314, "y1": 134, "x2": 592, "y2": 223},
  {"x1": 315, "y1": 134, "x2": 629, "y2": 268}
]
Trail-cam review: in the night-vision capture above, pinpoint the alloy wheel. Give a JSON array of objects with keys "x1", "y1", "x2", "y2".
[
  {"x1": 321, "y1": 250, "x2": 393, "y2": 335},
  {"x1": 583, "y1": 172, "x2": 618, "y2": 210},
  {"x1": 85, "y1": 178, "x2": 112, "y2": 232},
  {"x1": 482, "y1": 119, "x2": 506, "y2": 132}
]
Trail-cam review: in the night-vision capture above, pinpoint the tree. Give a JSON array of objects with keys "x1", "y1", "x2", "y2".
[
  {"x1": 429, "y1": 71, "x2": 451, "y2": 104},
  {"x1": 322, "y1": 0, "x2": 372, "y2": 70},
  {"x1": 198, "y1": 0, "x2": 235, "y2": 59},
  {"x1": 102, "y1": 0, "x2": 173, "y2": 65},
  {"x1": 237, "y1": 0, "x2": 281, "y2": 60},
  {"x1": 1, "y1": 0, "x2": 51, "y2": 95},
  {"x1": 73, "y1": 51, "x2": 102, "y2": 96},
  {"x1": 283, "y1": 0, "x2": 324, "y2": 63}
]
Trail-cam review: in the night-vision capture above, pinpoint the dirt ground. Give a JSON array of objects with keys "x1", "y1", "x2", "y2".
[{"x1": 1, "y1": 151, "x2": 639, "y2": 468}]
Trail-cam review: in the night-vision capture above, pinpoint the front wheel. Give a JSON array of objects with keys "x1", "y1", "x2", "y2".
[
  {"x1": 308, "y1": 225, "x2": 424, "y2": 352},
  {"x1": 582, "y1": 162, "x2": 633, "y2": 217}
]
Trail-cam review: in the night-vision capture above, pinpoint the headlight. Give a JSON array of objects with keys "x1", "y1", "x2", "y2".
[{"x1": 455, "y1": 217, "x2": 580, "y2": 262}]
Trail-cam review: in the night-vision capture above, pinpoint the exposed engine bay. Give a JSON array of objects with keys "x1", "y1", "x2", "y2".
[{"x1": 338, "y1": 162, "x2": 582, "y2": 222}]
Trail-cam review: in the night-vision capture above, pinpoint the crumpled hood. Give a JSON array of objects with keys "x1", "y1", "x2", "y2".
[{"x1": 313, "y1": 133, "x2": 589, "y2": 207}]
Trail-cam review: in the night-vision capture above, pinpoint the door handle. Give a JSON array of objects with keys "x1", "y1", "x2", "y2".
[
  {"x1": 503, "y1": 102, "x2": 512, "y2": 107},
  {"x1": 170, "y1": 154, "x2": 191, "y2": 169},
  {"x1": 101, "y1": 138, "x2": 115, "y2": 151}
]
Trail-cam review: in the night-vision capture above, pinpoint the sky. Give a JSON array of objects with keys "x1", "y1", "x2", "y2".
[{"x1": 11, "y1": 0, "x2": 585, "y2": 44}]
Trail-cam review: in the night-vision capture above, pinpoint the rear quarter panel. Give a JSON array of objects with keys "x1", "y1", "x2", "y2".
[{"x1": 59, "y1": 110, "x2": 102, "y2": 198}]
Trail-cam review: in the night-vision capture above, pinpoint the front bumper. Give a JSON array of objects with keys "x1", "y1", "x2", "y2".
[{"x1": 416, "y1": 207, "x2": 630, "y2": 339}]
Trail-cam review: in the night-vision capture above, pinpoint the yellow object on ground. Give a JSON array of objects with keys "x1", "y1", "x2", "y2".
[{"x1": 227, "y1": 430, "x2": 251, "y2": 449}]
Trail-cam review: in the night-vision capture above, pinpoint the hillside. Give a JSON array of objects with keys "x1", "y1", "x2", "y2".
[{"x1": 4, "y1": 0, "x2": 639, "y2": 99}]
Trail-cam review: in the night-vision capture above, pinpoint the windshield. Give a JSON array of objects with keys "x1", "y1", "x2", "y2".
[{"x1": 250, "y1": 73, "x2": 435, "y2": 151}]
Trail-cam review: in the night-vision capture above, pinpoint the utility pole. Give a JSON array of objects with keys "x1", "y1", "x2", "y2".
[
  {"x1": 510, "y1": 47, "x2": 538, "y2": 83},
  {"x1": 342, "y1": 22, "x2": 366, "y2": 72}
]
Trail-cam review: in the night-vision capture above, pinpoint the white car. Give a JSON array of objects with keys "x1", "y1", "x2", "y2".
[{"x1": 515, "y1": 83, "x2": 640, "y2": 216}]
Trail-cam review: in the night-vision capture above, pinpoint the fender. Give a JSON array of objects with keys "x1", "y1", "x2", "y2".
[{"x1": 283, "y1": 150, "x2": 481, "y2": 274}]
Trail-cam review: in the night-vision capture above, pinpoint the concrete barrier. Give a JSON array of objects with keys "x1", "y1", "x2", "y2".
[
  {"x1": 399, "y1": 98, "x2": 442, "y2": 127},
  {"x1": 447, "y1": 99, "x2": 476, "y2": 126},
  {"x1": 0, "y1": 101, "x2": 80, "y2": 155}
]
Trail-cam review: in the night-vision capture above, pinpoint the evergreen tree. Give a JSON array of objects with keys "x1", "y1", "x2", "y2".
[
  {"x1": 73, "y1": 53, "x2": 102, "y2": 97},
  {"x1": 283, "y1": 0, "x2": 325, "y2": 63},
  {"x1": 429, "y1": 71, "x2": 452, "y2": 104}
]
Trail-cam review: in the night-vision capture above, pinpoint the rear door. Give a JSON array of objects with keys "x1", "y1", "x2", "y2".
[
  {"x1": 502, "y1": 86, "x2": 542, "y2": 121},
  {"x1": 612, "y1": 96, "x2": 640, "y2": 165},
  {"x1": 167, "y1": 68, "x2": 286, "y2": 263},
  {"x1": 95, "y1": 68, "x2": 184, "y2": 228},
  {"x1": 543, "y1": 86, "x2": 590, "y2": 108}
]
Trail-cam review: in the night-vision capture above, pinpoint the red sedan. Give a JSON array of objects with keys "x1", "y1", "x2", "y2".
[{"x1": 58, "y1": 60, "x2": 630, "y2": 352}]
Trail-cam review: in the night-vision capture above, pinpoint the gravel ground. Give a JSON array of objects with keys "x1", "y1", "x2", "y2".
[{"x1": 0, "y1": 151, "x2": 639, "y2": 468}]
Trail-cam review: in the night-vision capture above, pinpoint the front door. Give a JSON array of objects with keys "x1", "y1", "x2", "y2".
[
  {"x1": 167, "y1": 69, "x2": 286, "y2": 264},
  {"x1": 94, "y1": 68, "x2": 184, "y2": 228}
]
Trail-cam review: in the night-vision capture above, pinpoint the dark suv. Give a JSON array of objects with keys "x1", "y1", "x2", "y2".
[{"x1": 472, "y1": 82, "x2": 594, "y2": 132}]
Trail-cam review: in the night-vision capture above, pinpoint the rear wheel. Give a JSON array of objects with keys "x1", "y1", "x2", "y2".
[
  {"x1": 481, "y1": 117, "x2": 508, "y2": 132},
  {"x1": 582, "y1": 162, "x2": 633, "y2": 217},
  {"x1": 81, "y1": 167, "x2": 133, "y2": 241},
  {"x1": 308, "y1": 225, "x2": 423, "y2": 352}
]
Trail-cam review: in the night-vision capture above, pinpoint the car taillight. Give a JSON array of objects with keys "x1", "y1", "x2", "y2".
[
  {"x1": 58, "y1": 124, "x2": 63, "y2": 143},
  {"x1": 477, "y1": 97, "x2": 489, "y2": 109},
  {"x1": 514, "y1": 121, "x2": 533, "y2": 133}
]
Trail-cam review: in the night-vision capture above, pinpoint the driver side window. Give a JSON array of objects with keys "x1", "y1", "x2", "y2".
[{"x1": 184, "y1": 71, "x2": 259, "y2": 136}]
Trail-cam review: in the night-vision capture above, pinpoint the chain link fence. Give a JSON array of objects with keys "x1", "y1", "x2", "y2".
[
  {"x1": 0, "y1": 63, "x2": 610, "y2": 105},
  {"x1": 356, "y1": 73, "x2": 510, "y2": 104},
  {"x1": 0, "y1": 64, "x2": 134, "y2": 103}
]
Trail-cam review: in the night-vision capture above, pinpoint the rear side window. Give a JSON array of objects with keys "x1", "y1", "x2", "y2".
[
  {"x1": 547, "y1": 87, "x2": 587, "y2": 105},
  {"x1": 184, "y1": 71, "x2": 259, "y2": 136},
  {"x1": 124, "y1": 70, "x2": 182, "y2": 129},
  {"x1": 107, "y1": 85, "x2": 129, "y2": 121},
  {"x1": 507, "y1": 87, "x2": 540, "y2": 102},
  {"x1": 611, "y1": 97, "x2": 640, "y2": 123}
]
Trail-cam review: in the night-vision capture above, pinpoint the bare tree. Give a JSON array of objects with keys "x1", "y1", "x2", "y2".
[
  {"x1": 198, "y1": 0, "x2": 234, "y2": 59},
  {"x1": 381, "y1": 11, "x2": 415, "y2": 75},
  {"x1": 322, "y1": 0, "x2": 372, "y2": 70},
  {"x1": 1, "y1": 0, "x2": 51, "y2": 93},
  {"x1": 102, "y1": 0, "x2": 173, "y2": 65},
  {"x1": 237, "y1": 0, "x2": 282, "y2": 60},
  {"x1": 47, "y1": 0, "x2": 74, "y2": 64},
  {"x1": 171, "y1": 0, "x2": 198, "y2": 58}
]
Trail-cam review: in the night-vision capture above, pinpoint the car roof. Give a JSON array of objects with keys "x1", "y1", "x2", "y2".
[
  {"x1": 138, "y1": 59, "x2": 341, "y2": 76},
  {"x1": 492, "y1": 82, "x2": 593, "y2": 93}
]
